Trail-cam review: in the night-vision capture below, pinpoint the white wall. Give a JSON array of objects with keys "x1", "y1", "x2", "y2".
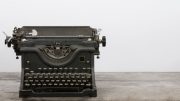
[{"x1": 0, "y1": 0, "x2": 180, "y2": 72}]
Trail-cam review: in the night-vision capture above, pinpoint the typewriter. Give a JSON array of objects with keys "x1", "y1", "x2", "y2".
[{"x1": 4, "y1": 26, "x2": 106, "y2": 97}]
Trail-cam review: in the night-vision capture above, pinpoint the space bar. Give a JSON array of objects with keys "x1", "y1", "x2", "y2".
[{"x1": 34, "y1": 87, "x2": 80, "y2": 92}]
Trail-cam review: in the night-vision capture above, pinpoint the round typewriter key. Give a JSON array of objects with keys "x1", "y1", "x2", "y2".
[
  {"x1": 30, "y1": 71, "x2": 34, "y2": 73},
  {"x1": 56, "y1": 80, "x2": 60, "y2": 82},
  {"x1": 43, "y1": 83, "x2": 47, "y2": 86},
  {"x1": 48, "y1": 83, "x2": 52, "y2": 86},
  {"x1": 29, "y1": 79, "x2": 33, "y2": 82},
  {"x1": 62, "y1": 80, "x2": 65, "y2": 82},
  {"x1": 67, "y1": 80, "x2": 71, "y2": 82},
  {"x1": 49, "y1": 68, "x2": 52, "y2": 72},
  {"x1": 53, "y1": 68, "x2": 58, "y2": 72},
  {"x1": 60, "y1": 74, "x2": 64, "y2": 78},
  {"x1": 81, "y1": 83, "x2": 85, "y2": 86},
  {"x1": 40, "y1": 80, "x2": 44, "y2": 82},
  {"x1": 55, "y1": 75, "x2": 59, "y2": 79},
  {"x1": 50, "y1": 76, "x2": 53, "y2": 79},
  {"x1": 33, "y1": 75, "x2": 38, "y2": 79},
  {"x1": 38, "y1": 68, "x2": 42, "y2": 70},
  {"x1": 35, "y1": 80, "x2": 39, "y2": 82},
  {"x1": 83, "y1": 80, "x2": 87, "y2": 83},
  {"x1": 26, "y1": 61, "x2": 30, "y2": 64},
  {"x1": 86, "y1": 83, "x2": 91, "y2": 86},
  {"x1": 59, "y1": 68, "x2": 62, "y2": 71},
  {"x1": 71, "y1": 74, "x2": 75, "y2": 78},
  {"x1": 25, "y1": 83, "x2": 30, "y2": 87},
  {"x1": 66, "y1": 74, "x2": 70, "y2": 78},
  {"x1": 41, "y1": 73, "x2": 45, "y2": 75},
  {"x1": 70, "y1": 83, "x2": 74, "y2": 86},
  {"x1": 45, "y1": 80, "x2": 50, "y2": 82},
  {"x1": 25, "y1": 73, "x2": 30, "y2": 76},
  {"x1": 81, "y1": 76, "x2": 85, "y2": 79},
  {"x1": 28, "y1": 76, "x2": 32, "y2": 79},
  {"x1": 64, "y1": 83, "x2": 68, "y2": 86},
  {"x1": 43, "y1": 68, "x2": 47, "y2": 72},
  {"x1": 39, "y1": 75, "x2": 43, "y2": 79},
  {"x1": 51, "y1": 80, "x2": 55, "y2": 82},
  {"x1": 32, "y1": 83, "x2": 36, "y2": 86},
  {"x1": 74, "y1": 68, "x2": 78, "y2": 73},
  {"x1": 54, "y1": 83, "x2": 58, "y2": 86},
  {"x1": 59, "y1": 83, "x2": 63, "y2": 86},
  {"x1": 52, "y1": 73, "x2": 56, "y2": 75},
  {"x1": 44, "y1": 75, "x2": 48, "y2": 79},
  {"x1": 86, "y1": 74, "x2": 91, "y2": 79},
  {"x1": 78, "y1": 80, "x2": 81, "y2": 83},
  {"x1": 64, "y1": 67, "x2": 68, "y2": 73},
  {"x1": 76, "y1": 75, "x2": 80, "y2": 79},
  {"x1": 37, "y1": 83, "x2": 41, "y2": 86},
  {"x1": 69, "y1": 67, "x2": 73, "y2": 72},
  {"x1": 72, "y1": 80, "x2": 76, "y2": 82}
]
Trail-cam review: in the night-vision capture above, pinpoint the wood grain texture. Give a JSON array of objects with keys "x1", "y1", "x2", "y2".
[{"x1": 0, "y1": 72, "x2": 180, "y2": 101}]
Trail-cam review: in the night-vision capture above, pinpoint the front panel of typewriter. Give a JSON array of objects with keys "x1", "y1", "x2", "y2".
[{"x1": 5, "y1": 26, "x2": 106, "y2": 97}]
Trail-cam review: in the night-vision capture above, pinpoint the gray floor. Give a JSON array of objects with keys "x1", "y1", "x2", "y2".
[{"x1": 0, "y1": 72, "x2": 180, "y2": 101}]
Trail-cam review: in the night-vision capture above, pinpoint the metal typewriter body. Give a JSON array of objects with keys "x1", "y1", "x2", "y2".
[{"x1": 4, "y1": 26, "x2": 106, "y2": 97}]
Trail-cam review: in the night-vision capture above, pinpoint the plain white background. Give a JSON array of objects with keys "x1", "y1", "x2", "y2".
[{"x1": 0, "y1": 0, "x2": 180, "y2": 72}]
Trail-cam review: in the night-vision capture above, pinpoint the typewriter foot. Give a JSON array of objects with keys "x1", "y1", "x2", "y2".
[
  {"x1": 19, "y1": 90, "x2": 32, "y2": 98},
  {"x1": 88, "y1": 90, "x2": 97, "y2": 97}
]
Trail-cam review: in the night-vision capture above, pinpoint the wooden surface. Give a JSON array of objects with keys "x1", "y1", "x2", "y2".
[{"x1": 0, "y1": 72, "x2": 180, "y2": 101}]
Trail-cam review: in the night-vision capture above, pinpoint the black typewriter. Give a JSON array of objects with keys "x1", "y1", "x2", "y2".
[{"x1": 4, "y1": 26, "x2": 106, "y2": 97}]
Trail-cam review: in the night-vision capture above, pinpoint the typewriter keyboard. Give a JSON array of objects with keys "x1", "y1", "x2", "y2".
[{"x1": 23, "y1": 67, "x2": 92, "y2": 90}]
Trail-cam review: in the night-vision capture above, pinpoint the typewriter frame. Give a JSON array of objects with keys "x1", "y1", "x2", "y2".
[{"x1": 4, "y1": 26, "x2": 106, "y2": 97}]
